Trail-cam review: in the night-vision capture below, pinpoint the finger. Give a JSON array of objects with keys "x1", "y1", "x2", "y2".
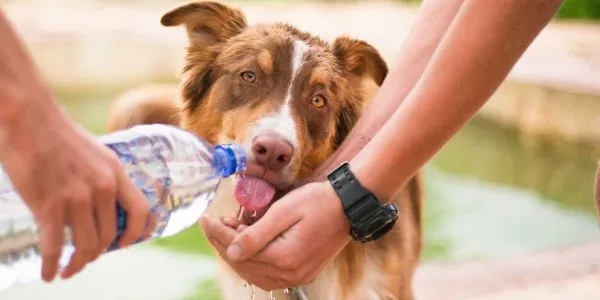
[
  {"x1": 207, "y1": 235, "x2": 285, "y2": 291},
  {"x1": 39, "y1": 212, "x2": 66, "y2": 282},
  {"x1": 201, "y1": 217, "x2": 266, "y2": 263},
  {"x1": 227, "y1": 201, "x2": 300, "y2": 262},
  {"x1": 201, "y1": 216, "x2": 288, "y2": 272},
  {"x1": 200, "y1": 215, "x2": 295, "y2": 284},
  {"x1": 200, "y1": 215, "x2": 238, "y2": 246},
  {"x1": 221, "y1": 216, "x2": 241, "y2": 229},
  {"x1": 61, "y1": 198, "x2": 98, "y2": 279},
  {"x1": 92, "y1": 180, "x2": 117, "y2": 260},
  {"x1": 115, "y1": 169, "x2": 150, "y2": 248},
  {"x1": 207, "y1": 236, "x2": 273, "y2": 275},
  {"x1": 141, "y1": 212, "x2": 158, "y2": 240}
]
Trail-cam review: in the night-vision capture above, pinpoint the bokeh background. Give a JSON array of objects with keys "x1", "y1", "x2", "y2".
[{"x1": 1, "y1": 0, "x2": 600, "y2": 299}]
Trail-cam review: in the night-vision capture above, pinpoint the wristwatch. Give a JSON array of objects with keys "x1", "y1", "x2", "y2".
[{"x1": 327, "y1": 161, "x2": 399, "y2": 243}]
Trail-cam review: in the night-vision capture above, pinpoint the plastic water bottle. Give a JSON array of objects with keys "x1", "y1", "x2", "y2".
[{"x1": 0, "y1": 124, "x2": 247, "y2": 291}]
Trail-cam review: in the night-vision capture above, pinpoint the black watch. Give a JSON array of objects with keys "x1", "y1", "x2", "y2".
[{"x1": 327, "y1": 161, "x2": 399, "y2": 243}]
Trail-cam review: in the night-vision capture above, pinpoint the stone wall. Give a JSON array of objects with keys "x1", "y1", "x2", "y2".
[{"x1": 480, "y1": 80, "x2": 600, "y2": 154}]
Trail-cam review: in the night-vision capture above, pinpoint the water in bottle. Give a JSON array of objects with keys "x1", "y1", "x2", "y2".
[{"x1": 0, "y1": 124, "x2": 247, "y2": 291}]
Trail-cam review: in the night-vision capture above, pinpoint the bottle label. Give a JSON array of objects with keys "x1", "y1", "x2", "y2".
[{"x1": 166, "y1": 161, "x2": 214, "y2": 186}]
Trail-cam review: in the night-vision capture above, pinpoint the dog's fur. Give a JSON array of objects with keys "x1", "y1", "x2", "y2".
[{"x1": 105, "y1": 2, "x2": 423, "y2": 299}]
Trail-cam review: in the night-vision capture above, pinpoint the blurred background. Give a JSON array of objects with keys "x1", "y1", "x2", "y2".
[{"x1": 1, "y1": 0, "x2": 600, "y2": 299}]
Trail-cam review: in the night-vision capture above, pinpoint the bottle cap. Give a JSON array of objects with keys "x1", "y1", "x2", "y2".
[{"x1": 214, "y1": 144, "x2": 247, "y2": 177}]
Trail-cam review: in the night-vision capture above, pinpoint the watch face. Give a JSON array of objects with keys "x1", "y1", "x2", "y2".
[
  {"x1": 352, "y1": 204, "x2": 399, "y2": 242},
  {"x1": 327, "y1": 161, "x2": 399, "y2": 243}
]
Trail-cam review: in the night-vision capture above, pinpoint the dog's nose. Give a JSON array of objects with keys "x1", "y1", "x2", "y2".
[{"x1": 251, "y1": 133, "x2": 294, "y2": 171}]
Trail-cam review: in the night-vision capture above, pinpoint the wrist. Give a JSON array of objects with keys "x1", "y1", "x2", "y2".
[
  {"x1": 325, "y1": 161, "x2": 399, "y2": 243},
  {"x1": 0, "y1": 99, "x2": 21, "y2": 151},
  {"x1": 321, "y1": 180, "x2": 352, "y2": 233},
  {"x1": 0, "y1": 92, "x2": 69, "y2": 158},
  {"x1": 348, "y1": 157, "x2": 395, "y2": 204}
]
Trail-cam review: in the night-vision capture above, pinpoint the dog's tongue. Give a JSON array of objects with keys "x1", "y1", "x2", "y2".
[{"x1": 235, "y1": 176, "x2": 276, "y2": 211}]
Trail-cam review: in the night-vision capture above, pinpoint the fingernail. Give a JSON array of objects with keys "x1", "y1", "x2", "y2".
[
  {"x1": 227, "y1": 244, "x2": 241, "y2": 261},
  {"x1": 60, "y1": 269, "x2": 71, "y2": 280},
  {"x1": 43, "y1": 272, "x2": 56, "y2": 282}
]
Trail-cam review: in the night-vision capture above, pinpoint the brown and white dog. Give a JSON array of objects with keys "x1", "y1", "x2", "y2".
[{"x1": 105, "y1": 1, "x2": 423, "y2": 299}]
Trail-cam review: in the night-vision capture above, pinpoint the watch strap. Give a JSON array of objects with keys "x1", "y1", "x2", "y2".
[{"x1": 327, "y1": 162, "x2": 381, "y2": 222}]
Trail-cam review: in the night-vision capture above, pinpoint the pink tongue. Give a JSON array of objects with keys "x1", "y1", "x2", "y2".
[{"x1": 235, "y1": 176, "x2": 276, "y2": 211}]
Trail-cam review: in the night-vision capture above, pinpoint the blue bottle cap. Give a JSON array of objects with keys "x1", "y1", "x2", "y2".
[{"x1": 213, "y1": 144, "x2": 247, "y2": 177}]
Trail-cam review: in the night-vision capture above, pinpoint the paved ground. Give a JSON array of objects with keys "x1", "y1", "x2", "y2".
[
  {"x1": 0, "y1": 246, "x2": 218, "y2": 300},
  {"x1": 414, "y1": 241, "x2": 600, "y2": 300}
]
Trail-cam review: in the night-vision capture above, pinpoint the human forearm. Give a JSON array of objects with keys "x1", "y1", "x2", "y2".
[
  {"x1": 350, "y1": 0, "x2": 564, "y2": 201},
  {"x1": 0, "y1": 10, "x2": 65, "y2": 152},
  {"x1": 310, "y1": 0, "x2": 465, "y2": 180}
]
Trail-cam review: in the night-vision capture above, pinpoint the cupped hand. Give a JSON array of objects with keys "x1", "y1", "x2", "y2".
[
  {"x1": 200, "y1": 181, "x2": 351, "y2": 291},
  {"x1": 0, "y1": 108, "x2": 151, "y2": 282}
]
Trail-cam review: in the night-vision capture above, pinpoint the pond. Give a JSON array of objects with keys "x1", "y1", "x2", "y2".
[
  {"x1": 55, "y1": 84, "x2": 600, "y2": 264},
  {"x1": 424, "y1": 118, "x2": 600, "y2": 262}
]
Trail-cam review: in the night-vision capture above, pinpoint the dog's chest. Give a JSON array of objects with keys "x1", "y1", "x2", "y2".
[
  {"x1": 351, "y1": 251, "x2": 394, "y2": 300},
  {"x1": 296, "y1": 254, "x2": 390, "y2": 300},
  {"x1": 318, "y1": 254, "x2": 392, "y2": 300}
]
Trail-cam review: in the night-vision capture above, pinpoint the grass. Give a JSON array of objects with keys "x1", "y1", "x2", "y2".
[
  {"x1": 152, "y1": 225, "x2": 216, "y2": 257},
  {"x1": 148, "y1": 224, "x2": 221, "y2": 300},
  {"x1": 182, "y1": 279, "x2": 223, "y2": 300}
]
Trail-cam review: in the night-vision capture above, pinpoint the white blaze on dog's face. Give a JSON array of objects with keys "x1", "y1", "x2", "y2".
[
  {"x1": 161, "y1": 1, "x2": 388, "y2": 216},
  {"x1": 239, "y1": 40, "x2": 309, "y2": 179}
]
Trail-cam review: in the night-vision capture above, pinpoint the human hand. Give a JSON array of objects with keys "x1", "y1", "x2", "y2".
[
  {"x1": 200, "y1": 181, "x2": 351, "y2": 291},
  {"x1": 0, "y1": 108, "x2": 151, "y2": 282}
]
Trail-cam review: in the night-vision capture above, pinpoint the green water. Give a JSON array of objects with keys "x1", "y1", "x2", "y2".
[
  {"x1": 424, "y1": 117, "x2": 600, "y2": 261},
  {"x1": 55, "y1": 85, "x2": 600, "y2": 264}
]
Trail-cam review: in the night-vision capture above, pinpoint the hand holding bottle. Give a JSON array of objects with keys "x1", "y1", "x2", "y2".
[{"x1": 0, "y1": 111, "x2": 151, "y2": 282}]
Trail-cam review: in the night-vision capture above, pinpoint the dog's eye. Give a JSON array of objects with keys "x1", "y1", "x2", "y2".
[
  {"x1": 240, "y1": 71, "x2": 256, "y2": 83},
  {"x1": 311, "y1": 95, "x2": 327, "y2": 109}
]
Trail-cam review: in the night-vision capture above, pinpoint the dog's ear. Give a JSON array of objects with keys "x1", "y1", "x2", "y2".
[
  {"x1": 161, "y1": 1, "x2": 248, "y2": 47},
  {"x1": 161, "y1": 2, "x2": 248, "y2": 112},
  {"x1": 332, "y1": 36, "x2": 388, "y2": 85},
  {"x1": 331, "y1": 37, "x2": 388, "y2": 148},
  {"x1": 333, "y1": 96, "x2": 364, "y2": 148}
]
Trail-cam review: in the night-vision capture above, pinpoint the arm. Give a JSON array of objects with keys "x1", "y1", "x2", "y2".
[
  {"x1": 0, "y1": 10, "x2": 150, "y2": 281},
  {"x1": 349, "y1": 0, "x2": 564, "y2": 201},
  {"x1": 308, "y1": 0, "x2": 467, "y2": 181},
  {"x1": 200, "y1": 0, "x2": 565, "y2": 291},
  {"x1": 0, "y1": 10, "x2": 64, "y2": 145}
]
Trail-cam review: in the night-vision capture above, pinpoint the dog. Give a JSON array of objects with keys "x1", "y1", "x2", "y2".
[{"x1": 105, "y1": 1, "x2": 423, "y2": 299}]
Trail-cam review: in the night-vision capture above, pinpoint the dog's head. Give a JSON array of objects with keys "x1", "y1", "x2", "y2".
[{"x1": 162, "y1": 1, "x2": 388, "y2": 220}]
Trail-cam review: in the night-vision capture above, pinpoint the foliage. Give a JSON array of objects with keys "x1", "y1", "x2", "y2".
[
  {"x1": 555, "y1": 0, "x2": 600, "y2": 20},
  {"x1": 370, "y1": 0, "x2": 600, "y2": 21}
]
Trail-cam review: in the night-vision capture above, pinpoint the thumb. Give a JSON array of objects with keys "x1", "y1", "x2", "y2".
[{"x1": 226, "y1": 201, "x2": 298, "y2": 262}]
